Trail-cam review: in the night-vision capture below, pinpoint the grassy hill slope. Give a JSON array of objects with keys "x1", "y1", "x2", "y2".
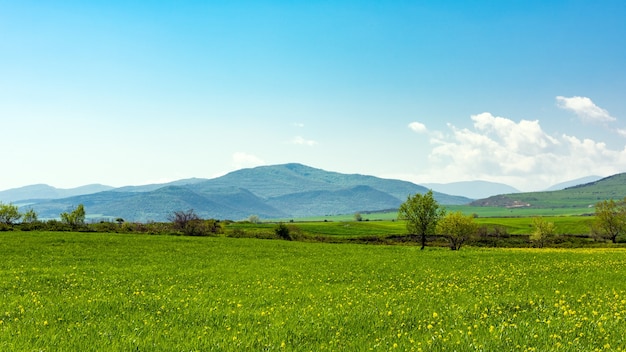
[{"x1": 471, "y1": 173, "x2": 626, "y2": 210}]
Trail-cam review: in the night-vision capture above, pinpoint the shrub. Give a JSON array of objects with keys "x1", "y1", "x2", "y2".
[
  {"x1": 274, "y1": 222, "x2": 291, "y2": 240},
  {"x1": 88, "y1": 221, "x2": 120, "y2": 233},
  {"x1": 45, "y1": 220, "x2": 72, "y2": 232},
  {"x1": 228, "y1": 228, "x2": 246, "y2": 238},
  {"x1": 18, "y1": 221, "x2": 45, "y2": 232}
]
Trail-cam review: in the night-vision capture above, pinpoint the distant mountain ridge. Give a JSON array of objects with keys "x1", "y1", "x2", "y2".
[
  {"x1": 0, "y1": 184, "x2": 114, "y2": 203},
  {"x1": 543, "y1": 176, "x2": 603, "y2": 191},
  {"x1": 12, "y1": 163, "x2": 472, "y2": 222},
  {"x1": 423, "y1": 181, "x2": 520, "y2": 199}
]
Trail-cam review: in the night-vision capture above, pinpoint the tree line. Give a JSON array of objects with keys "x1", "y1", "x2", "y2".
[
  {"x1": 2, "y1": 194, "x2": 626, "y2": 246},
  {"x1": 0, "y1": 203, "x2": 223, "y2": 236},
  {"x1": 397, "y1": 190, "x2": 626, "y2": 250}
]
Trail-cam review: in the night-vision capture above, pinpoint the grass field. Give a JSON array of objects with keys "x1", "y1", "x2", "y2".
[
  {"x1": 237, "y1": 215, "x2": 594, "y2": 239},
  {"x1": 1, "y1": 231, "x2": 625, "y2": 351},
  {"x1": 275, "y1": 205, "x2": 594, "y2": 223},
  {"x1": 473, "y1": 216, "x2": 595, "y2": 236}
]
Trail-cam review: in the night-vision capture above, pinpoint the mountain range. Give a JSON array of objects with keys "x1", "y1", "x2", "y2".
[
  {"x1": 4, "y1": 163, "x2": 471, "y2": 222},
  {"x1": 1, "y1": 163, "x2": 611, "y2": 222}
]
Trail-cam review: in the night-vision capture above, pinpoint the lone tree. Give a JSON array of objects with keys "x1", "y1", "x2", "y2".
[
  {"x1": 593, "y1": 198, "x2": 626, "y2": 243},
  {"x1": 60, "y1": 204, "x2": 86, "y2": 229},
  {"x1": 437, "y1": 211, "x2": 478, "y2": 250},
  {"x1": 529, "y1": 217, "x2": 557, "y2": 248},
  {"x1": 248, "y1": 215, "x2": 261, "y2": 224},
  {"x1": 398, "y1": 190, "x2": 445, "y2": 250},
  {"x1": 0, "y1": 202, "x2": 21, "y2": 225}
]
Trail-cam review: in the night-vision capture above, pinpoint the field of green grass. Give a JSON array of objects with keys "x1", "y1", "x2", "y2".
[
  {"x1": 1, "y1": 231, "x2": 625, "y2": 350},
  {"x1": 245, "y1": 215, "x2": 594, "y2": 239},
  {"x1": 473, "y1": 216, "x2": 595, "y2": 236},
  {"x1": 283, "y1": 205, "x2": 594, "y2": 223},
  {"x1": 446, "y1": 205, "x2": 594, "y2": 217}
]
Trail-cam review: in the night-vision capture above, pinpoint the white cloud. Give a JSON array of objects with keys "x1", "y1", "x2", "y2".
[
  {"x1": 408, "y1": 122, "x2": 427, "y2": 133},
  {"x1": 556, "y1": 96, "x2": 616, "y2": 123},
  {"x1": 416, "y1": 112, "x2": 626, "y2": 191},
  {"x1": 232, "y1": 152, "x2": 265, "y2": 169},
  {"x1": 290, "y1": 136, "x2": 318, "y2": 146},
  {"x1": 617, "y1": 129, "x2": 626, "y2": 138},
  {"x1": 292, "y1": 122, "x2": 305, "y2": 128}
]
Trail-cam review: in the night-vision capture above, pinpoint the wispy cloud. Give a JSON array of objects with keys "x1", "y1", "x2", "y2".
[
  {"x1": 556, "y1": 96, "x2": 616, "y2": 123},
  {"x1": 290, "y1": 136, "x2": 318, "y2": 146},
  {"x1": 408, "y1": 122, "x2": 427, "y2": 133},
  {"x1": 232, "y1": 152, "x2": 265, "y2": 169}
]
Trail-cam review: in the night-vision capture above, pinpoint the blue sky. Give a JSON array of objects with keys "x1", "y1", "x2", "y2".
[{"x1": 1, "y1": 0, "x2": 625, "y2": 192}]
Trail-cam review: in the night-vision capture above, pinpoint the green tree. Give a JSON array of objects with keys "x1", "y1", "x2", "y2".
[
  {"x1": 354, "y1": 212, "x2": 363, "y2": 222},
  {"x1": 593, "y1": 198, "x2": 626, "y2": 243},
  {"x1": 60, "y1": 204, "x2": 86, "y2": 229},
  {"x1": 0, "y1": 202, "x2": 22, "y2": 225},
  {"x1": 529, "y1": 217, "x2": 556, "y2": 248},
  {"x1": 398, "y1": 190, "x2": 445, "y2": 250},
  {"x1": 437, "y1": 211, "x2": 478, "y2": 250},
  {"x1": 22, "y1": 208, "x2": 38, "y2": 223}
]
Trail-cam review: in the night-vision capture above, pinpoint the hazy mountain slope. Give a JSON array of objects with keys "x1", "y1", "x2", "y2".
[
  {"x1": 471, "y1": 173, "x2": 626, "y2": 209},
  {"x1": 544, "y1": 176, "x2": 603, "y2": 191},
  {"x1": 21, "y1": 163, "x2": 471, "y2": 221},
  {"x1": 423, "y1": 181, "x2": 520, "y2": 199},
  {"x1": 0, "y1": 184, "x2": 114, "y2": 203},
  {"x1": 266, "y1": 185, "x2": 403, "y2": 218},
  {"x1": 33, "y1": 186, "x2": 286, "y2": 222},
  {"x1": 113, "y1": 178, "x2": 209, "y2": 193},
  {"x1": 191, "y1": 163, "x2": 470, "y2": 205}
]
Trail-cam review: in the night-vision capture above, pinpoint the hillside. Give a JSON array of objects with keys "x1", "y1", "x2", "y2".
[
  {"x1": 22, "y1": 163, "x2": 471, "y2": 222},
  {"x1": 471, "y1": 173, "x2": 626, "y2": 210},
  {"x1": 190, "y1": 163, "x2": 468, "y2": 203}
]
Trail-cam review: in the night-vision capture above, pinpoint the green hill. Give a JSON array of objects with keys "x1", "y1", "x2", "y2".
[
  {"x1": 471, "y1": 173, "x2": 626, "y2": 211},
  {"x1": 192, "y1": 163, "x2": 468, "y2": 204}
]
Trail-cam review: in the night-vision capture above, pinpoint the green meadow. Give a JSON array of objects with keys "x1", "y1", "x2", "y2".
[
  {"x1": 247, "y1": 215, "x2": 594, "y2": 239},
  {"x1": 280, "y1": 205, "x2": 594, "y2": 223},
  {"x1": 1, "y1": 231, "x2": 625, "y2": 351}
]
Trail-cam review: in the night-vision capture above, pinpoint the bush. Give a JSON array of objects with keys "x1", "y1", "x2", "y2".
[
  {"x1": 169, "y1": 209, "x2": 209, "y2": 236},
  {"x1": 88, "y1": 221, "x2": 120, "y2": 233},
  {"x1": 228, "y1": 228, "x2": 247, "y2": 238},
  {"x1": 18, "y1": 221, "x2": 46, "y2": 232},
  {"x1": 45, "y1": 220, "x2": 72, "y2": 232},
  {"x1": 274, "y1": 223, "x2": 292, "y2": 240}
]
